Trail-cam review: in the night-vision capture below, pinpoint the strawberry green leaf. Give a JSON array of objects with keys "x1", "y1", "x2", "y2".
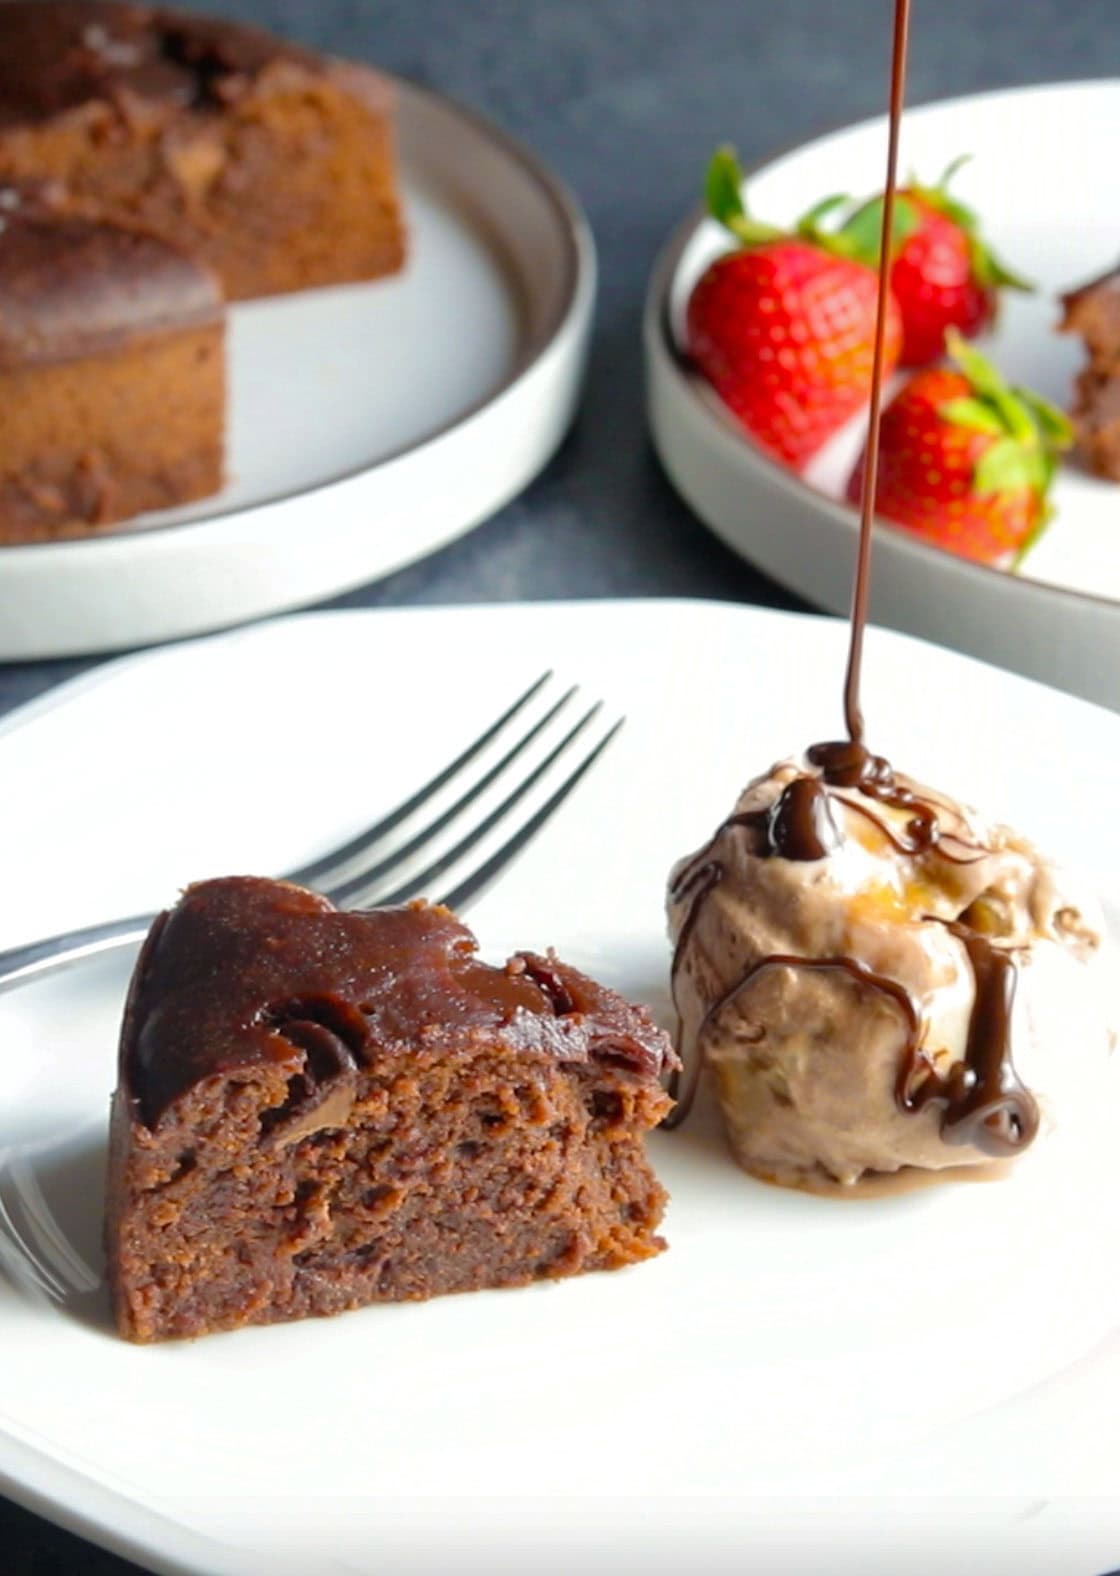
[
  {"x1": 1019, "y1": 391, "x2": 1074, "y2": 447},
  {"x1": 907, "y1": 155, "x2": 1033, "y2": 294},
  {"x1": 968, "y1": 235, "x2": 1034, "y2": 293},
  {"x1": 944, "y1": 331, "x2": 1039, "y2": 441},
  {"x1": 945, "y1": 331, "x2": 1012, "y2": 400},
  {"x1": 833, "y1": 194, "x2": 920, "y2": 265},
  {"x1": 1039, "y1": 449, "x2": 1060, "y2": 494},
  {"x1": 936, "y1": 152, "x2": 973, "y2": 189},
  {"x1": 795, "y1": 193, "x2": 851, "y2": 231},
  {"x1": 704, "y1": 146, "x2": 784, "y2": 246},
  {"x1": 794, "y1": 195, "x2": 869, "y2": 261},
  {"x1": 938, "y1": 397, "x2": 1007, "y2": 436},
  {"x1": 999, "y1": 396, "x2": 1036, "y2": 445},
  {"x1": 724, "y1": 214, "x2": 786, "y2": 247},
  {"x1": 936, "y1": 329, "x2": 1068, "y2": 510},
  {"x1": 906, "y1": 157, "x2": 979, "y2": 232},
  {"x1": 933, "y1": 192, "x2": 979, "y2": 231},
  {"x1": 944, "y1": 331, "x2": 1069, "y2": 460},
  {"x1": 973, "y1": 438, "x2": 1047, "y2": 497},
  {"x1": 705, "y1": 146, "x2": 746, "y2": 227},
  {"x1": 834, "y1": 199, "x2": 884, "y2": 260}
]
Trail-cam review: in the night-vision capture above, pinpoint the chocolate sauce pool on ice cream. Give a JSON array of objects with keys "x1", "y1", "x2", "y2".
[{"x1": 665, "y1": 0, "x2": 1109, "y2": 1188}]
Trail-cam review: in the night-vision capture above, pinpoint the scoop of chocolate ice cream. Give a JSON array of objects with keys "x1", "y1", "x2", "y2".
[{"x1": 667, "y1": 753, "x2": 1107, "y2": 1188}]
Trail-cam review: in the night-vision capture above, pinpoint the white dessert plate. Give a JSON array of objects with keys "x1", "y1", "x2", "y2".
[
  {"x1": 0, "y1": 80, "x2": 594, "y2": 662},
  {"x1": 646, "y1": 80, "x2": 1120, "y2": 713},
  {"x1": 2, "y1": 600, "x2": 1119, "y2": 1576}
]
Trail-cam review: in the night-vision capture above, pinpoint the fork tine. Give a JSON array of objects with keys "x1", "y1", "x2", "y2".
[
  {"x1": 5, "y1": 1153, "x2": 101, "y2": 1294},
  {"x1": 0, "y1": 1170, "x2": 66, "y2": 1302},
  {"x1": 309, "y1": 685, "x2": 581, "y2": 904},
  {"x1": 332, "y1": 703, "x2": 608, "y2": 910},
  {"x1": 440, "y1": 720, "x2": 625, "y2": 913},
  {"x1": 288, "y1": 670, "x2": 554, "y2": 890},
  {"x1": 0, "y1": 672, "x2": 611, "y2": 996},
  {"x1": 0, "y1": 1226, "x2": 62, "y2": 1304}
]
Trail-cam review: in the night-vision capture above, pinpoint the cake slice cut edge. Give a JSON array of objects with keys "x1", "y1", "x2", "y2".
[{"x1": 104, "y1": 877, "x2": 676, "y2": 1342}]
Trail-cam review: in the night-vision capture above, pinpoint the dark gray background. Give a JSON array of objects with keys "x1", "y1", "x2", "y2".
[{"x1": 4, "y1": 2, "x2": 1118, "y2": 1571}]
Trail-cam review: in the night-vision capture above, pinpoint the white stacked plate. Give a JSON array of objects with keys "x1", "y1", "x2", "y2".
[
  {"x1": 0, "y1": 81, "x2": 596, "y2": 660},
  {"x1": 2, "y1": 601, "x2": 1119, "y2": 1575}
]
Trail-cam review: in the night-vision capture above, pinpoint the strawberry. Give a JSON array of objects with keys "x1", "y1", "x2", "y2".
[
  {"x1": 846, "y1": 331, "x2": 1072, "y2": 566},
  {"x1": 837, "y1": 157, "x2": 1031, "y2": 367},
  {"x1": 686, "y1": 148, "x2": 902, "y2": 469}
]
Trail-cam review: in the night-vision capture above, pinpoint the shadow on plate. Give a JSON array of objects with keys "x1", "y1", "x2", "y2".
[{"x1": 0, "y1": 1126, "x2": 113, "y2": 1333}]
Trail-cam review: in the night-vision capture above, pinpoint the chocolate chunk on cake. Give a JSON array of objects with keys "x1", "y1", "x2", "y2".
[
  {"x1": 0, "y1": 184, "x2": 223, "y2": 541},
  {"x1": 1060, "y1": 260, "x2": 1120, "y2": 481},
  {"x1": 0, "y1": 1, "x2": 406, "y2": 301},
  {"x1": 105, "y1": 878, "x2": 675, "y2": 1342}
]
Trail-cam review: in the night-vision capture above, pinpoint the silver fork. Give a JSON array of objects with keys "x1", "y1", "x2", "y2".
[{"x1": 0, "y1": 673, "x2": 623, "y2": 995}]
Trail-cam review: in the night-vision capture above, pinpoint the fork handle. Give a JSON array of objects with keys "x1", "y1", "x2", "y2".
[{"x1": 0, "y1": 913, "x2": 154, "y2": 995}]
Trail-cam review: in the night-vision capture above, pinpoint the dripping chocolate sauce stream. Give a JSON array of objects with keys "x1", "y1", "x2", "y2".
[
  {"x1": 665, "y1": 0, "x2": 914, "y2": 1130},
  {"x1": 844, "y1": 0, "x2": 911, "y2": 746},
  {"x1": 666, "y1": 0, "x2": 1033, "y2": 1154}
]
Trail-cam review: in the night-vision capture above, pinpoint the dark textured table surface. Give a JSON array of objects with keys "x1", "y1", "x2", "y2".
[{"x1": 4, "y1": 3, "x2": 1118, "y2": 1573}]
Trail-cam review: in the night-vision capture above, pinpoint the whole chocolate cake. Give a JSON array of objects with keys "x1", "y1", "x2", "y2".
[{"x1": 105, "y1": 878, "x2": 675, "y2": 1342}]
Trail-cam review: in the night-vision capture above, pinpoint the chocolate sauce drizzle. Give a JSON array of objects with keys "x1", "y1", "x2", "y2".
[
  {"x1": 807, "y1": 741, "x2": 985, "y2": 865},
  {"x1": 767, "y1": 777, "x2": 841, "y2": 861},
  {"x1": 703, "y1": 952, "x2": 918, "y2": 1070},
  {"x1": 897, "y1": 922, "x2": 1039, "y2": 1155},
  {"x1": 666, "y1": 0, "x2": 1033, "y2": 1162}
]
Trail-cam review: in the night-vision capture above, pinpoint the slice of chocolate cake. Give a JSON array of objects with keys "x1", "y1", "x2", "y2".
[
  {"x1": 105, "y1": 878, "x2": 675, "y2": 1342},
  {"x1": 1060, "y1": 260, "x2": 1120, "y2": 481}
]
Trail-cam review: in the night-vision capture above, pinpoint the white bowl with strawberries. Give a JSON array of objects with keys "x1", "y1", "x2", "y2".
[{"x1": 646, "y1": 80, "x2": 1120, "y2": 712}]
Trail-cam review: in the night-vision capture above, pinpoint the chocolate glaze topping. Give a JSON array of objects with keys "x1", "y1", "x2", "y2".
[
  {"x1": 123, "y1": 877, "x2": 674, "y2": 1130},
  {"x1": 668, "y1": 0, "x2": 1036, "y2": 1163}
]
